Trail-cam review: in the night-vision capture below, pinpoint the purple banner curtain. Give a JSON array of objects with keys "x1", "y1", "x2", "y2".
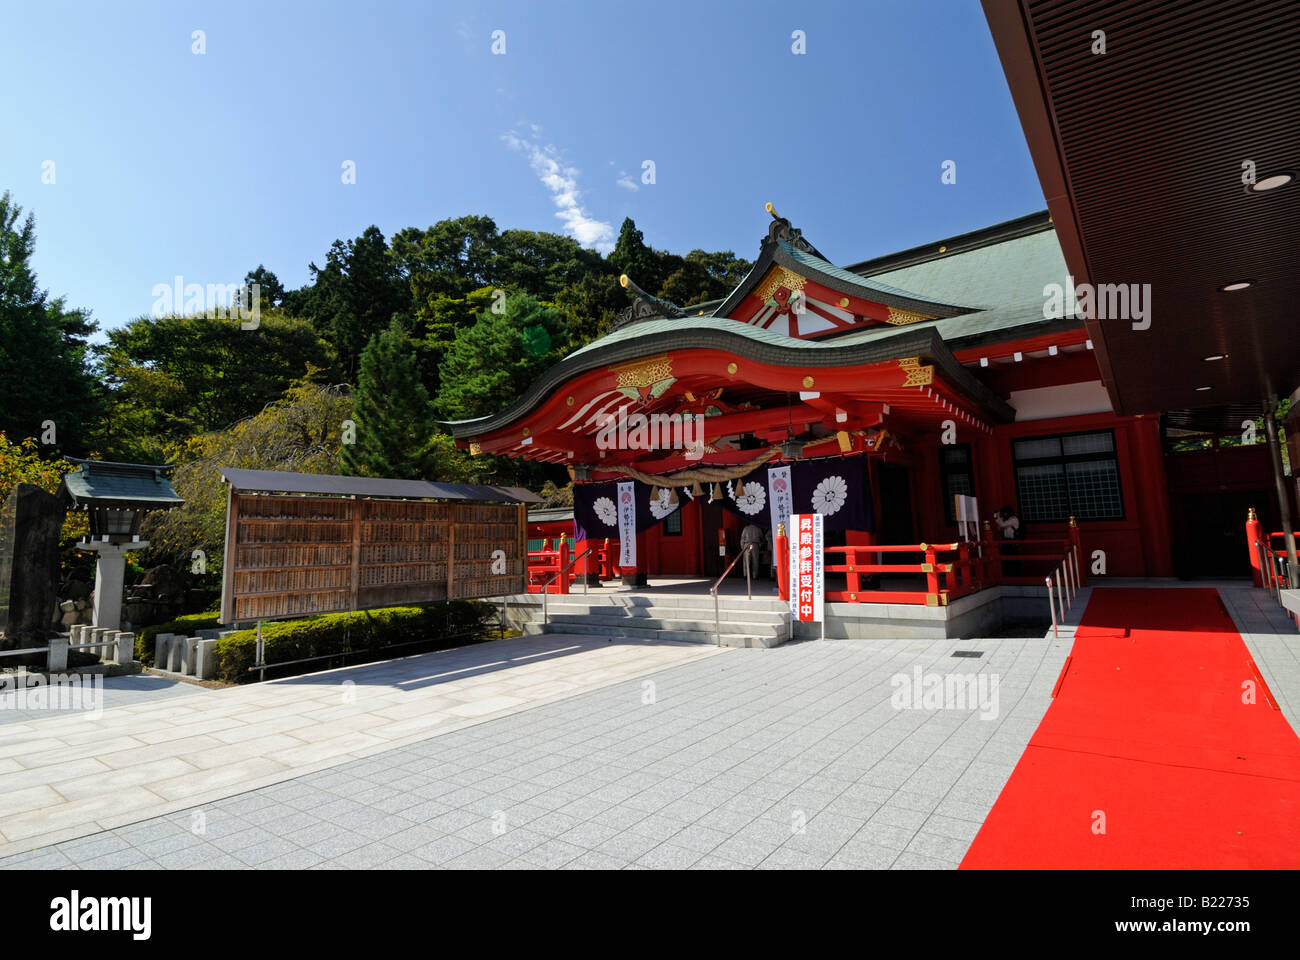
[
  {"x1": 718, "y1": 455, "x2": 871, "y2": 532},
  {"x1": 573, "y1": 480, "x2": 682, "y2": 541}
]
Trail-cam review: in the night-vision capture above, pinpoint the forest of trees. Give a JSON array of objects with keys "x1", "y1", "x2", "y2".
[{"x1": 0, "y1": 188, "x2": 752, "y2": 586}]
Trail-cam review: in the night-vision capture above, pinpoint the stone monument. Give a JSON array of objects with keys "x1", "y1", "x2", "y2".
[{"x1": 0, "y1": 483, "x2": 67, "y2": 647}]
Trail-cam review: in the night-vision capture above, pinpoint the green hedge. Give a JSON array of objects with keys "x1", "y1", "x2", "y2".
[
  {"x1": 136, "y1": 611, "x2": 222, "y2": 664},
  {"x1": 212, "y1": 600, "x2": 495, "y2": 684}
]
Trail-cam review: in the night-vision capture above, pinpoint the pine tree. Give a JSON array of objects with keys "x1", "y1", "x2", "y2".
[{"x1": 341, "y1": 321, "x2": 439, "y2": 480}]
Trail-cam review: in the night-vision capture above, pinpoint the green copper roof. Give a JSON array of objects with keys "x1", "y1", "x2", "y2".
[
  {"x1": 863, "y1": 227, "x2": 1068, "y2": 313},
  {"x1": 60, "y1": 460, "x2": 184, "y2": 510},
  {"x1": 777, "y1": 241, "x2": 974, "y2": 314}
]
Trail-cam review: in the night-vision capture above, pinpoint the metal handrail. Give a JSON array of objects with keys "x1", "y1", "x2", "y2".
[
  {"x1": 710, "y1": 543, "x2": 755, "y2": 647},
  {"x1": 542, "y1": 545, "x2": 596, "y2": 627},
  {"x1": 1046, "y1": 548, "x2": 1077, "y2": 639}
]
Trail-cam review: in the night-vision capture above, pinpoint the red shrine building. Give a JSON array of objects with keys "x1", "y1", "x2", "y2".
[{"x1": 448, "y1": 205, "x2": 1296, "y2": 600}]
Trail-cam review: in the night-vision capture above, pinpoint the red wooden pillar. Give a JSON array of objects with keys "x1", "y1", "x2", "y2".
[
  {"x1": 775, "y1": 522, "x2": 790, "y2": 602},
  {"x1": 1069, "y1": 516, "x2": 1086, "y2": 587},
  {"x1": 982, "y1": 520, "x2": 1000, "y2": 583},
  {"x1": 1246, "y1": 507, "x2": 1264, "y2": 588}
]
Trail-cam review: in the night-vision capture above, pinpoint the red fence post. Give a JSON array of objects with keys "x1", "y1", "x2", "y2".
[
  {"x1": 558, "y1": 539, "x2": 570, "y2": 594},
  {"x1": 1069, "y1": 516, "x2": 1086, "y2": 587},
  {"x1": 1246, "y1": 507, "x2": 1264, "y2": 588},
  {"x1": 923, "y1": 542, "x2": 940, "y2": 599},
  {"x1": 775, "y1": 522, "x2": 790, "y2": 603}
]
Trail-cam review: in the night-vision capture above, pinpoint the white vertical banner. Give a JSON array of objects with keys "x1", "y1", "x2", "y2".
[
  {"x1": 617, "y1": 481, "x2": 637, "y2": 568},
  {"x1": 789, "y1": 513, "x2": 824, "y2": 623},
  {"x1": 768, "y1": 465, "x2": 793, "y2": 536}
]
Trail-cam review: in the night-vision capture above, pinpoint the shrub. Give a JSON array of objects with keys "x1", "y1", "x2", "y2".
[{"x1": 212, "y1": 600, "x2": 495, "y2": 684}]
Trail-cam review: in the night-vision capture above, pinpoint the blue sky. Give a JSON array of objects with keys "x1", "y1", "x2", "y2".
[{"x1": 0, "y1": 0, "x2": 1044, "y2": 338}]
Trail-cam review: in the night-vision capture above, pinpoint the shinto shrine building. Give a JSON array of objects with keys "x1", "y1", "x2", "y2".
[{"x1": 448, "y1": 204, "x2": 1297, "y2": 611}]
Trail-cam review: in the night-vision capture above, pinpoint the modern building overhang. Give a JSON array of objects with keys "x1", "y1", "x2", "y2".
[{"x1": 982, "y1": 0, "x2": 1300, "y2": 415}]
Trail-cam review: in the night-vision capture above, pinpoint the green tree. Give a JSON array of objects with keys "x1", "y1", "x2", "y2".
[
  {"x1": 341, "y1": 320, "x2": 441, "y2": 480},
  {"x1": 141, "y1": 380, "x2": 353, "y2": 579},
  {"x1": 435, "y1": 293, "x2": 568, "y2": 421},
  {"x1": 608, "y1": 217, "x2": 668, "y2": 292},
  {"x1": 0, "y1": 191, "x2": 102, "y2": 456},
  {"x1": 390, "y1": 215, "x2": 501, "y2": 301},
  {"x1": 554, "y1": 273, "x2": 626, "y2": 347},
  {"x1": 660, "y1": 249, "x2": 752, "y2": 305},
  {"x1": 409, "y1": 286, "x2": 497, "y2": 397},
  {"x1": 100, "y1": 309, "x2": 335, "y2": 461},
  {"x1": 304, "y1": 226, "x2": 410, "y2": 377},
  {"x1": 243, "y1": 264, "x2": 285, "y2": 312}
]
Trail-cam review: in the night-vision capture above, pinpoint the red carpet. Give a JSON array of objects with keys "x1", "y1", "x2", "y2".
[{"x1": 960, "y1": 587, "x2": 1300, "y2": 868}]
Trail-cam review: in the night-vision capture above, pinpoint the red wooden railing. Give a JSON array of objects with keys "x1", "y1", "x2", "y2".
[
  {"x1": 525, "y1": 520, "x2": 1085, "y2": 608},
  {"x1": 779, "y1": 519, "x2": 1083, "y2": 608},
  {"x1": 528, "y1": 537, "x2": 621, "y2": 592},
  {"x1": 1246, "y1": 507, "x2": 1299, "y2": 591},
  {"x1": 527, "y1": 538, "x2": 571, "y2": 594}
]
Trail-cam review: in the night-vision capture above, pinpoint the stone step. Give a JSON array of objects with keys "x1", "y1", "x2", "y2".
[
  {"x1": 519, "y1": 599, "x2": 788, "y2": 619},
  {"x1": 533, "y1": 600, "x2": 788, "y2": 618},
  {"x1": 521, "y1": 619, "x2": 785, "y2": 647},
  {"x1": 546, "y1": 612, "x2": 784, "y2": 634}
]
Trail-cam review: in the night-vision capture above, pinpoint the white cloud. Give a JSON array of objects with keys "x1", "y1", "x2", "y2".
[
  {"x1": 502, "y1": 128, "x2": 616, "y2": 253},
  {"x1": 616, "y1": 171, "x2": 639, "y2": 192}
]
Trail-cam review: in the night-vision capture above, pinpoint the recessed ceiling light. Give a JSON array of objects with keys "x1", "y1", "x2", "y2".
[
  {"x1": 1202, "y1": 354, "x2": 1226, "y2": 362},
  {"x1": 1245, "y1": 171, "x2": 1295, "y2": 194},
  {"x1": 1220, "y1": 281, "x2": 1252, "y2": 291},
  {"x1": 1195, "y1": 386, "x2": 1213, "y2": 391}
]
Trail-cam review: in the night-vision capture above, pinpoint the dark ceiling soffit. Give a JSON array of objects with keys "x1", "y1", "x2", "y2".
[
  {"x1": 218, "y1": 467, "x2": 542, "y2": 504},
  {"x1": 1163, "y1": 404, "x2": 1267, "y2": 435},
  {"x1": 979, "y1": 0, "x2": 1124, "y2": 412},
  {"x1": 444, "y1": 325, "x2": 1016, "y2": 441}
]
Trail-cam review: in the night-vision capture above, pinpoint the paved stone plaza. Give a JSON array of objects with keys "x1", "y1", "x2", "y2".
[{"x1": 0, "y1": 583, "x2": 1295, "y2": 870}]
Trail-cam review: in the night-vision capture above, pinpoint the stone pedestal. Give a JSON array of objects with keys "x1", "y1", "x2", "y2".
[
  {"x1": 195, "y1": 639, "x2": 219, "y2": 680},
  {"x1": 77, "y1": 540, "x2": 148, "y2": 632},
  {"x1": 47, "y1": 636, "x2": 68, "y2": 672}
]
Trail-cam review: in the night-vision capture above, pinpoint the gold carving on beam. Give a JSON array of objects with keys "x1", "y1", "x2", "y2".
[
  {"x1": 802, "y1": 375, "x2": 815, "y2": 389},
  {"x1": 838, "y1": 297, "x2": 850, "y2": 309},
  {"x1": 609, "y1": 354, "x2": 673, "y2": 389},
  {"x1": 884, "y1": 306, "x2": 934, "y2": 326},
  {"x1": 566, "y1": 395, "x2": 574, "y2": 406},
  {"x1": 897, "y1": 357, "x2": 934, "y2": 387},
  {"x1": 754, "y1": 266, "x2": 806, "y2": 304},
  {"x1": 469, "y1": 441, "x2": 482, "y2": 456}
]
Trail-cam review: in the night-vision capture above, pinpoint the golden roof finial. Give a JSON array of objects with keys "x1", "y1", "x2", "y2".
[
  {"x1": 619, "y1": 274, "x2": 630, "y2": 289},
  {"x1": 765, "y1": 201, "x2": 778, "y2": 219}
]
